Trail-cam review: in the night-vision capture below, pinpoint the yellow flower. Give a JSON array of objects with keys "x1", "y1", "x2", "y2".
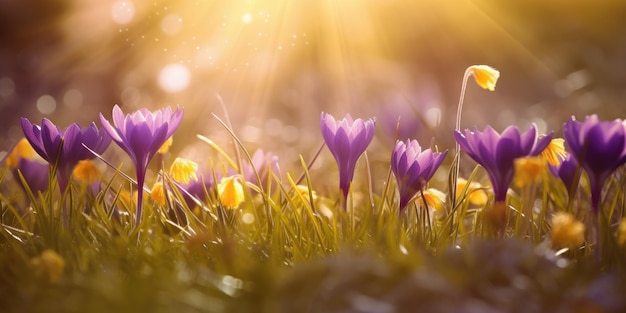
[
  {"x1": 158, "y1": 136, "x2": 173, "y2": 154},
  {"x1": 6, "y1": 138, "x2": 36, "y2": 168},
  {"x1": 72, "y1": 160, "x2": 101, "y2": 184},
  {"x1": 217, "y1": 175, "x2": 245, "y2": 208},
  {"x1": 150, "y1": 182, "x2": 166, "y2": 206},
  {"x1": 551, "y1": 212, "x2": 585, "y2": 249},
  {"x1": 417, "y1": 188, "x2": 446, "y2": 211},
  {"x1": 618, "y1": 219, "x2": 626, "y2": 247},
  {"x1": 513, "y1": 156, "x2": 545, "y2": 188},
  {"x1": 169, "y1": 157, "x2": 198, "y2": 184},
  {"x1": 30, "y1": 249, "x2": 65, "y2": 283},
  {"x1": 291, "y1": 184, "x2": 317, "y2": 202},
  {"x1": 456, "y1": 178, "x2": 488, "y2": 206},
  {"x1": 115, "y1": 189, "x2": 145, "y2": 211},
  {"x1": 115, "y1": 189, "x2": 133, "y2": 210},
  {"x1": 541, "y1": 138, "x2": 567, "y2": 166},
  {"x1": 469, "y1": 65, "x2": 500, "y2": 91}
]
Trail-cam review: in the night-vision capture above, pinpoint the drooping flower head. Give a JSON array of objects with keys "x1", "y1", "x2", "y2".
[
  {"x1": 391, "y1": 139, "x2": 447, "y2": 211},
  {"x1": 469, "y1": 65, "x2": 500, "y2": 91},
  {"x1": 99, "y1": 104, "x2": 184, "y2": 224},
  {"x1": 454, "y1": 124, "x2": 552, "y2": 202},
  {"x1": 169, "y1": 157, "x2": 198, "y2": 184},
  {"x1": 563, "y1": 115, "x2": 626, "y2": 213},
  {"x1": 218, "y1": 175, "x2": 245, "y2": 208},
  {"x1": 21, "y1": 118, "x2": 111, "y2": 192},
  {"x1": 320, "y1": 112, "x2": 375, "y2": 201}
]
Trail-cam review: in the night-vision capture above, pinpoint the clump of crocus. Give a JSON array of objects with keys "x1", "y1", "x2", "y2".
[
  {"x1": 100, "y1": 105, "x2": 183, "y2": 225},
  {"x1": 217, "y1": 175, "x2": 245, "y2": 208},
  {"x1": 563, "y1": 115, "x2": 626, "y2": 214},
  {"x1": 21, "y1": 118, "x2": 111, "y2": 193},
  {"x1": 551, "y1": 212, "x2": 585, "y2": 250},
  {"x1": 391, "y1": 139, "x2": 447, "y2": 211},
  {"x1": 320, "y1": 112, "x2": 375, "y2": 202},
  {"x1": 455, "y1": 124, "x2": 552, "y2": 203}
]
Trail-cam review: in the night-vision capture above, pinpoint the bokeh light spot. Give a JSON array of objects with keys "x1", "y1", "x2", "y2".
[
  {"x1": 36, "y1": 95, "x2": 56, "y2": 115},
  {"x1": 111, "y1": 1, "x2": 135, "y2": 25},
  {"x1": 0, "y1": 77, "x2": 15, "y2": 99},
  {"x1": 425, "y1": 107, "x2": 441, "y2": 127},
  {"x1": 158, "y1": 64, "x2": 191, "y2": 93},
  {"x1": 161, "y1": 14, "x2": 183, "y2": 36},
  {"x1": 281, "y1": 125, "x2": 299, "y2": 143},
  {"x1": 242, "y1": 13, "x2": 252, "y2": 24},
  {"x1": 242, "y1": 212, "x2": 254, "y2": 224},
  {"x1": 121, "y1": 87, "x2": 141, "y2": 106},
  {"x1": 63, "y1": 89, "x2": 83, "y2": 110}
]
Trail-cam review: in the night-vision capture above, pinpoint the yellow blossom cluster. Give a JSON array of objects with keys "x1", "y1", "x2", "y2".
[
  {"x1": 551, "y1": 212, "x2": 585, "y2": 249},
  {"x1": 30, "y1": 249, "x2": 65, "y2": 284}
]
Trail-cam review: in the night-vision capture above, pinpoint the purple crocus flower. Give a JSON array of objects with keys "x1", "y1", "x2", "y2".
[
  {"x1": 178, "y1": 170, "x2": 222, "y2": 209},
  {"x1": 391, "y1": 139, "x2": 447, "y2": 211},
  {"x1": 320, "y1": 112, "x2": 375, "y2": 201},
  {"x1": 242, "y1": 149, "x2": 280, "y2": 193},
  {"x1": 548, "y1": 154, "x2": 580, "y2": 198},
  {"x1": 100, "y1": 104, "x2": 184, "y2": 224},
  {"x1": 454, "y1": 124, "x2": 552, "y2": 202},
  {"x1": 21, "y1": 118, "x2": 111, "y2": 193},
  {"x1": 563, "y1": 115, "x2": 626, "y2": 213},
  {"x1": 17, "y1": 158, "x2": 50, "y2": 197}
]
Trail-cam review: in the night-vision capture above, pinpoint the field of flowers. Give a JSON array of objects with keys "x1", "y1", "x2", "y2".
[{"x1": 1, "y1": 65, "x2": 626, "y2": 312}]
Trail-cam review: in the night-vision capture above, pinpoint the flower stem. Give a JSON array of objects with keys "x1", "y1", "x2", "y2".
[
  {"x1": 135, "y1": 167, "x2": 146, "y2": 226},
  {"x1": 451, "y1": 68, "x2": 472, "y2": 215}
]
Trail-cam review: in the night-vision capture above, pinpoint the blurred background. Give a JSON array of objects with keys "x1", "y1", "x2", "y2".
[{"x1": 2, "y1": 0, "x2": 626, "y2": 182}]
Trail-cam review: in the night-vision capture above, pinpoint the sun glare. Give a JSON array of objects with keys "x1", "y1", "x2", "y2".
[
  {"x1": 11, "y1": 0, "x2": 600, "y2": 156},
  {"x1": 111, "y1": 0, "x2": 135, "y2": 25}
]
